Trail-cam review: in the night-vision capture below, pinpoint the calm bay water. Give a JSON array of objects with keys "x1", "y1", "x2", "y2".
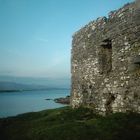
[{"x1": 0, "y1": 89, "x2": 70, "y2": 118}]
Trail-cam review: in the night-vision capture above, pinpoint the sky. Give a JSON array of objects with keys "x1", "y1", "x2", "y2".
[{"x1": 0, "y1": 0, "x2": 134, "y2": 79}]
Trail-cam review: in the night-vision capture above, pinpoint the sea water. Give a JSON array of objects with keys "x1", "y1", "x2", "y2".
[{"x1": 0, "y1": 89, "x2": 70, "y2": 118}]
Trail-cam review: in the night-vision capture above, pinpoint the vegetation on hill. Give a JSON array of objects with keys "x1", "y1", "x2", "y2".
[{"x1": 0, "y1": 107, "x2": 140, "y2": 140}]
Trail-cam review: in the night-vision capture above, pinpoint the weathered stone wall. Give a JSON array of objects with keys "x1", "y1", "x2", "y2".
[{"x1": 71, "y1": 1, "x2": 140, "y2": 115}]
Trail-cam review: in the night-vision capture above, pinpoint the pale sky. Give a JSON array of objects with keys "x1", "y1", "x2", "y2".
[{"x1": 0, "y1": 0, "x2": 134, "y2": 79}]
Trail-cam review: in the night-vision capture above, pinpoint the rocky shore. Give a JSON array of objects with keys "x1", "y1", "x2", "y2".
[{"x1": 54, "y1": 95, "x2": 70, "y2": 104}]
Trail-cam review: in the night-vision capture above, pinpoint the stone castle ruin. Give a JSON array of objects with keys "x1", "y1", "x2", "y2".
[{"x1": 71, "y1": 1, "x2": 140, "y2": 115}]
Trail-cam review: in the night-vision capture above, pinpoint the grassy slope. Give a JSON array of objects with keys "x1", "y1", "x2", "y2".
[{"x1": 0, "y1": 107, "x2": 140, "y2": 140}]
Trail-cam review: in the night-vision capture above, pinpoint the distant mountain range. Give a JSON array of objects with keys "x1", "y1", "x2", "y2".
[
  {"x1": 0, "y1": 81, "x2": 48, "y2": 91},
  {"x1": 0, "y1": 76, "x2": 70, "y2": 92}
]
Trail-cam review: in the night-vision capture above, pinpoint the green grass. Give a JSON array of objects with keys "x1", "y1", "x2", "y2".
[{"x1": 0, "y1": 107, "x2": 140, "y2": 140}]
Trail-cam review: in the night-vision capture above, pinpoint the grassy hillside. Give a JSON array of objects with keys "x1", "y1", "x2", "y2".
[{"x1": 0, "y1": 107, "x2": 140, "y2": 140}]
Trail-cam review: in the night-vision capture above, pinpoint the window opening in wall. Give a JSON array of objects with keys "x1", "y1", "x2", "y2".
[
  {"x1": 132, "y1": 55, "x2": 140, "y2": 76},
  {"x1": 99, "y1": 39, "x2": 112, "y2": 74},
  {"x1": 133, "y1": 55, "x2": 140, "y2": 65}
]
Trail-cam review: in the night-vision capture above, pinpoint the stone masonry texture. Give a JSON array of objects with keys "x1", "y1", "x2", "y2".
[{"x1": 71, "y1": 1, "x2": 140, "y2": 115}]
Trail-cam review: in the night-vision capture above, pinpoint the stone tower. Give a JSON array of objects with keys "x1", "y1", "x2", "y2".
[{"x1": 71, "y1": 1, "x2": 140, "y2": 115}]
